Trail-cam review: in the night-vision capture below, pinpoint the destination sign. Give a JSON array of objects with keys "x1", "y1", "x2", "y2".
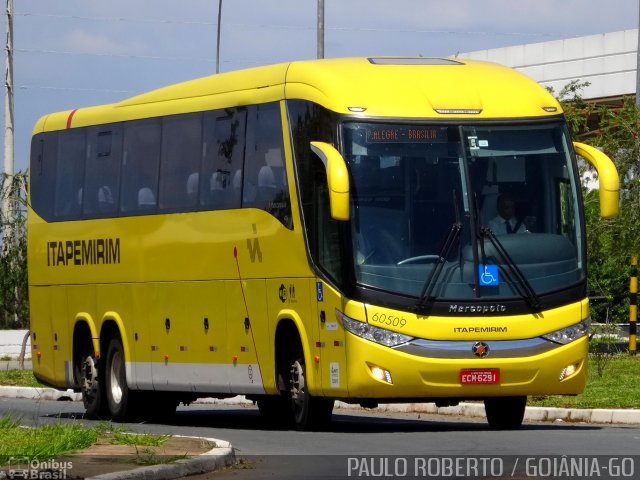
[{"x1": 366, "y1": 126, "x2": 447, "y2": 144}]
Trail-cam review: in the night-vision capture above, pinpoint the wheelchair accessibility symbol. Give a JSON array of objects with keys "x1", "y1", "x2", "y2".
[{"x1": 479, "y1": 264, "x2": 499, "y2": 286}]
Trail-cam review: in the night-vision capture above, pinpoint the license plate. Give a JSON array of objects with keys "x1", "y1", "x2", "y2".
[{"x1": 460, "y1": 368, "x2": 500, "y2": 385}]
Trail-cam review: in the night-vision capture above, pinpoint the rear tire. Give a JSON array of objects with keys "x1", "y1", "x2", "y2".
[
  {"x1": 76, "y1": 345, "x2": 108, "y2": 420},
  {"x1": 105, "y1": 336, "x2": 141, "y2": 421},
  {"x1": 484, "y1": 396, "x2": 527, "y2": 430}
]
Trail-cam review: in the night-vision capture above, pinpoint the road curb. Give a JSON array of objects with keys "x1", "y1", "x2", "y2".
[
  {"x1": 0, "y1": 385, "x2": 81, "y2": 402},
  {"x1": 85, "y1": 436, "x2": 235, "y2": 480},
  {"x1": 194, "y1": 395, "x2": 640, "y2": 425},
  {"x1": 333, "y1": 400, "x2": 640, "y2": 425}
]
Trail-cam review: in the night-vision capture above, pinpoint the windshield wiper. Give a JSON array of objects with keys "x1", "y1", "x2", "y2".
[
  {"x1": 415, "y1": 191, "x2": 461, "y2": 310},
  {"x1": 480, "y1": 226, "x2": 542, "y2": 312},
  {"x1": 470, "y1": 190, "x2": 541, "y2": 312}
]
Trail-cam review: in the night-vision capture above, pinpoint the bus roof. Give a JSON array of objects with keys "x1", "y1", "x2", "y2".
[{"x1": 34, "y1": 57, "x2": 562, "y2": 133}]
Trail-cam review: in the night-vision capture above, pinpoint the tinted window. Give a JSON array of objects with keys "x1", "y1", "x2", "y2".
[
  {"x1": 84, "y1": 124, "x2": 122, "y2": 217},
  {"x1": 244, "y1": 103, "x2": 291, "y2": 228},
  {"x1": 201, "y1": 109, "x2": 245, "y2": 210},
  {"x1": 288, "y1": 100, "x2": 342, "y2": 281},
  {"x1": 159, "y1": 113, "x2": 203, "y2": 212},
  {"x1": 29, "y1": 132, "x2": 58, "y2": 221},
  {"x1": 120, "y1": 119, "x2": 161, "y2": 214},
  {"x1": 32, "y1": 102, "x2": 291, "y2": 223},
  {"x1": 54, "y1": 129, "x2": 85, "y2": 219}
]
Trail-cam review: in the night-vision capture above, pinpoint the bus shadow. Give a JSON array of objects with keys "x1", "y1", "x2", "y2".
[
  {"x1": 47, "y1": 405, "x2": 602, "y2": 434},
  {"x1": 164, "y1": 406, "x2": 602, "y2": 434}
]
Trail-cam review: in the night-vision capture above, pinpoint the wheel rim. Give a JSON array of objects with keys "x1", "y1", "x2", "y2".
[
  {"x1": 290, "y1": 360, "x2": 306, "y2": 415},
  {"x1": 81, "y1": 356, "x2": 98, "y2": 393},
  {"x1": 109, "y1": 350, "x2": 124, "y2": 405}
]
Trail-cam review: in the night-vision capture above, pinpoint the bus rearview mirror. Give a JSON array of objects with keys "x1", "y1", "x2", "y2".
[
  {"x1": 310, "y1": 141, "x2": 350, "y2": 221},
  {"x1": 573, "y1": 142, "x2": 619, "y2": 219}
]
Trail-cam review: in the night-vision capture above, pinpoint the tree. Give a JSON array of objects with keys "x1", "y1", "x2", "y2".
[
  {"x1": 0, "y1": 171, "x2": 28, "y2": 328},
  {"x1": 557, "y1": 82, "x2": 640, "y2": 323}
]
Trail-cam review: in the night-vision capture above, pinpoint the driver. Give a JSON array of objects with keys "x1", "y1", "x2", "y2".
[{"x1": 488, "y1": 193, "x2": 527, "y2": 235}]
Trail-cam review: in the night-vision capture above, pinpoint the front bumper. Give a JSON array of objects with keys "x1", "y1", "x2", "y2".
[{"x1": 343, "y1": 333, "x2": 587, "y2": 399}]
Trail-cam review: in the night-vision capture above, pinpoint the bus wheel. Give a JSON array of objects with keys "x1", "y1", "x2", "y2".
[
  {"x1": 78, "y1": 353, "x2": 107, "y2": 419},
  {"x1": 484, "y1": 396, "x2": 527, "y2": 430},
  {"x1": 288, "y1": 353, "x2": 334, "y2": 431},
  {"x1": 105, "y1": 337, "x2": 137, "y2": 421}
]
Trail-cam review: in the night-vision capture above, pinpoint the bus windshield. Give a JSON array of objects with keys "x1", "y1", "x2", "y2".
[{"x1": 342, "y1": 121, "x2": 584, "y2": 303}]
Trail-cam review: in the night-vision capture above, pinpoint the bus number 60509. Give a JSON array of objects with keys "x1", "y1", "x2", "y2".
[{"x1": 370, "y1": 312, "x2": 406, "y2": 328}]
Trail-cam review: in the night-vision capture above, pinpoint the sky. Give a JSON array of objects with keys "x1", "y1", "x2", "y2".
[{"x1": 2, "y1": 0, "x2": 639, "y2": 172}]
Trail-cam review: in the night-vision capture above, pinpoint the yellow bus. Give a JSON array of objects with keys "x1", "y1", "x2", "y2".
[{"x1": 28, "y1": 57, "x2": 619, "y2": 430}]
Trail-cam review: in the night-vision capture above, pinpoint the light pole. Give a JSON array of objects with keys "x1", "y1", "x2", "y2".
[
  {"x1": 216, "y1": 0, "x2": 223, "y2": 73},
  {"x1": 317, "y1": 0, "x2": 324, "y2": 59},
  {"x1": 2, "y1": 0, "x2": 14, "y2": 231},
  {"x1": 3, "y1": 0, "x2": 13, "y2": 179}
]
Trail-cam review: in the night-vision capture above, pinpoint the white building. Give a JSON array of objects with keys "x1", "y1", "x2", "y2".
[{"x1": 458, "y1": 29, "x2": 638, "y2": 103}]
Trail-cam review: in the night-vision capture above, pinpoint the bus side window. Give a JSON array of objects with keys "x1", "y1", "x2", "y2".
[
  {"x1": 29, "y1": 132, "x2": 58, "y2": 222},
  {"x1": 84, "y1": 124, "x2": 122, "y2": 217},
  {"x1": 54, "y1": 129, "x2": 86, "y2": 219},
  {"x1": 200, "y1": 109, "x2": 245, "y2": 210},
  {"x1": 120, "y1": 119, "x2": 161, "y2": 214},
  {"x1": 159, "y1": 113, "x2": 202, "y2": 212},
  {"x1": 244, "y1": 103, "x2": 292, "y2": 228}
]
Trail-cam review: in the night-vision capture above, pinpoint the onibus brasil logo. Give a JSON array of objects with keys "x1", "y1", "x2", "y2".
[{"x1": 6, "y1": 456, "x2": 73, "y2": 479}]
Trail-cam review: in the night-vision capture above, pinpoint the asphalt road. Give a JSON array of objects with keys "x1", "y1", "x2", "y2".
[{"x1": 2, "y1": 398, "x2": 639, "y2": 479}]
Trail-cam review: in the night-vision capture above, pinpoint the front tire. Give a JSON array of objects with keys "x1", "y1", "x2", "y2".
[
  {"x1": 484, "y1": 396, "x2": 527, "y2": 430},
  {"x1": 288, "y1": 350, "x2": 334, "y2": 431}
]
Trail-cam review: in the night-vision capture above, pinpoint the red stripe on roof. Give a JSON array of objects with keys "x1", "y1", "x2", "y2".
[{"x1": 66, "y1": 109, "x2": 78, "y2": 129}]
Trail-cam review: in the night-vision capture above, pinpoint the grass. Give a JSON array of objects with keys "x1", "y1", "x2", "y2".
[
  {"x1": 0, "y1": 415, "x2": 97, "y2": 464},
  {"x1": 528, "y1": 354, "x2": 640, "y2": 409},
  {"x1": 0, "y1": 417, "x2": 177, "y2": 467},
  {"x1": 0, "y1": 369, "x2": 45, "y2": 387},
  {"x1": 109, "y1": 429, "x2": 170, "y2": 447}
]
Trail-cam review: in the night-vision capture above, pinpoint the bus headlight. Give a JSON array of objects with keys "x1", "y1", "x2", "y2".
[
  {"x1": 336, "y1": 309, "x2": 414, "y2": 347},
  {"x1": 541, "y1": 318, "x2": 590, "y2": 345}
]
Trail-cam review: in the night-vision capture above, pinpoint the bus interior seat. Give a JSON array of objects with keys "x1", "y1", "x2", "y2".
[
  {"x1": 98, "y1": 186, "x2": 114, "y2": 203},
  {"x1": 210, "y1": 171, "x2": 223, "y2": 191},
  {"x1": 186, "y1": 173, "x2": 199, "y2": 202},
  {"x1": 258, "y1": 165, "x2": 276, "y2": 188},
  {"x1": 98, "y1": 185, "x2": 115, "y2": 212},
  {"x1": 209, "y1": 171, "x2": 229, "y2": 208},
  {"x1": 232, "y1": 170, "x2": 242, "y2": 190},
  {"x1": 137, "y1": 187, "x2": 156, "y2": 210},
  {"x1": 258, "y1": 165, "x2": 281, "y2": 204}
]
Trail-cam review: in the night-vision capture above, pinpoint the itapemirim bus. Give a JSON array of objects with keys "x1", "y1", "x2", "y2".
[{"x1": 28, "y1": 57, "x2": 619, "y2": 430}]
